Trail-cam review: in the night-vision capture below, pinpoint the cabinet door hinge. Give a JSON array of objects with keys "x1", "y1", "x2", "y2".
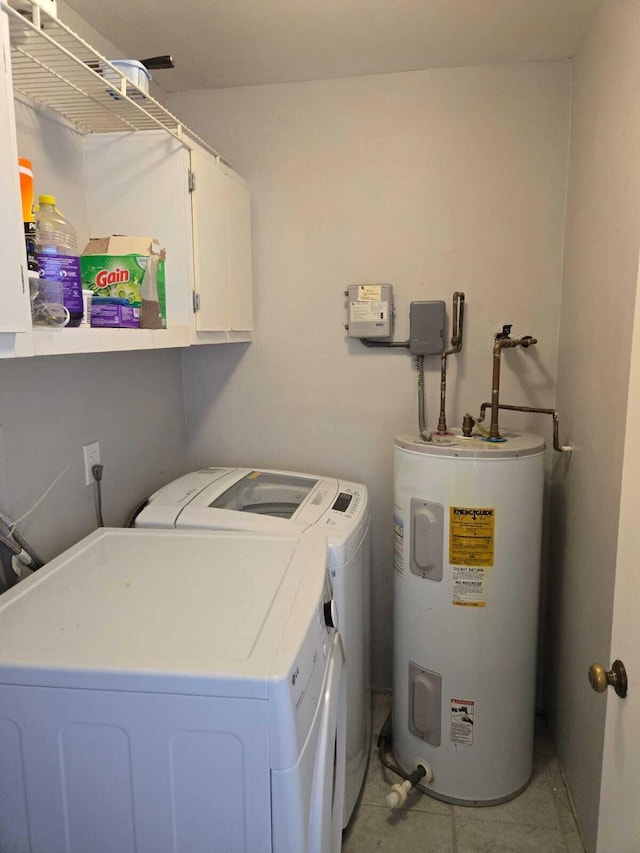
[
  {"x1": 188, "y1": 170, "x2": 196, "y2": 193},
  {"x1": 192, "y1": 291, "x2": 201, "y2": 313}
]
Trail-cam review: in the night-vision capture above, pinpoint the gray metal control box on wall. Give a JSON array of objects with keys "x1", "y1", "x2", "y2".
[
  {"x1": 409, "y1": 300, "x2": 445, "y2": 355},
  {"x1": 346, "y1": 284, "x2": 394, "y2": 338}
]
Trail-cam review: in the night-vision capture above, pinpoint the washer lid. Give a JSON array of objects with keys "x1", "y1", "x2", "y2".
[
  {"x1": 0, "y1": 528, "x2": 328, "y2": 700},
  {"x1": 136, "y1": 468, "x2": 370, "y2": 565},
  {"x1": 209, "y1": 471, "x2": 319, "y2": 518},
  {"x1": 136, "y1": 468, "x2": 236, "y2": 527},
  {"x1": 395, "y1": 430, "x2": 545, "y2": 458},
  {"x1": 175, "y1": 472, "x2": 334, "y2": 536}
]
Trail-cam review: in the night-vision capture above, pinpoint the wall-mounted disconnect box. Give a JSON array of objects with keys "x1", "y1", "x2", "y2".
[
  {"x1": 409, "y1": 300, "x2": 445, "y2": 355},
  {"x1": 346, "y1": 284, "x2": 394, "y2": 339}
]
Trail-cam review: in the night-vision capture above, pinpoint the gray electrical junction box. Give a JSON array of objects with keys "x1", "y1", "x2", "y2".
[
  {"x1": 346, "y1": 284, "x2": 394, "y2": 339},
  {"x1": 409, "y1": 300, "x2": 445, "y2": 355}
]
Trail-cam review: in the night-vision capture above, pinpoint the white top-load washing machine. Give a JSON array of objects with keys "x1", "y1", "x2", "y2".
[
  {"x1": 133, "y1": 467, "x2": 371, "y2": 827},
  {"x1": 0, "y1": 528, "x2": 346, "y2": 853}
]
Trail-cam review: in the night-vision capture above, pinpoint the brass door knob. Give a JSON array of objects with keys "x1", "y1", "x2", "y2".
[{"x1": 588, "y1": 660, "x2": 627, "y2": 698}]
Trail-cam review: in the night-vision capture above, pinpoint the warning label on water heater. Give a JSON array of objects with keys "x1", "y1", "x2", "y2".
[
  {"x1": 449, "y1": 507, "x2": 495, "y2": 567},
  {"x1": 452, "y1": 566, "x2": 486, "y2": 606},
  {"x1": 450, "y1": 698, "x2": 475, "y2": 745}
]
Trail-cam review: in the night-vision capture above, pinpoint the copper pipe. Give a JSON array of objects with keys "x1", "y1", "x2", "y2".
[
  {"x1": 436, "y1": 292, "x2": 465, "y2": 434},
  {"x1": 488, "y1": 328, "x2": 537, "y2": 439},
  {"x1": 477, "y1": 402, "x2": 571, "y2": 452}
]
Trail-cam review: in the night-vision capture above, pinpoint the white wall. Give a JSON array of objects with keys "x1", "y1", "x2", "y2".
[
  {"x1": 0, "y1": 349, "x2": 187, "y2": 565},
  {"x1": 171, "y1": 62, "x2": 570, "y2": 687},
  {"x1": 547, "y1": 3, "x2": 640, "y2": 851}
]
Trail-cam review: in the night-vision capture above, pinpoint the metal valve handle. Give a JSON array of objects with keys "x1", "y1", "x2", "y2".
[{"x1": 588, "y1": 660, "x2": 627, "y2": 698}]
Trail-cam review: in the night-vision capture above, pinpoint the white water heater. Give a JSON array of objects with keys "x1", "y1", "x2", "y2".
[{"x1": 392, "y1": 430, "x2": 544, "y2": 805}]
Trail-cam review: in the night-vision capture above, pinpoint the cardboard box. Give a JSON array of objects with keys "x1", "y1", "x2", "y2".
[{"x1": 81, "y1": 236, "x2": 166, "y2": 329}]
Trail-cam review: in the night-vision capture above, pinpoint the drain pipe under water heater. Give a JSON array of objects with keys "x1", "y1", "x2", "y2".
[{"x1": 377, "y1": 709, "x2": 435, "y2": 809}]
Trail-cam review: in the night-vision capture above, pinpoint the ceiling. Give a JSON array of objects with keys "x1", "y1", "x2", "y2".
[{"x1": 64, "y1": 0, "x2": 602, "y2": 93}]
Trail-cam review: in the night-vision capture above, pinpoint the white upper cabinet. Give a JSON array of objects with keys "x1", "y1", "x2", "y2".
[
  {"x1": 0, "y1": 0, "x2": 252, "y2": 358},
  {"x1": 190, "y1": 146, "x2": 230, "y2": 334},
  {"x1": 190, "y1": 148, "x2": 253, "y2": 338},
  {"x1": 84, "y1": 132, "x2": 194, "y2": 347}
]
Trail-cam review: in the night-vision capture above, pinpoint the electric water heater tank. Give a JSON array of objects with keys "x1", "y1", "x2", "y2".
[{"x1": 392, "y1": 431, "x2": 545, "y2": 805}]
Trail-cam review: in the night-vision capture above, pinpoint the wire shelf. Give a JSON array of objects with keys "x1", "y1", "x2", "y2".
[{"x1": 2, "y1": 0, "x2": 222, "y2": 158}]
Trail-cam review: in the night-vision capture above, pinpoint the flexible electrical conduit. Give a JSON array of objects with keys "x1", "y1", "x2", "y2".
[{"x1": 417, "y1": 355, "x2": 432, "y2": 442}]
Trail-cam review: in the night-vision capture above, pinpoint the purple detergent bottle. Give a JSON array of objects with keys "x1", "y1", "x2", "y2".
[{"x1": 35, "y1": 194, "x2": 83, "y2": 327}]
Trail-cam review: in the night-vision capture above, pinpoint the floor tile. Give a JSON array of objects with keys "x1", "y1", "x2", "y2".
[
  {"x1": 546, "y1": 753, "x2": 566, "y2": 789},
  {"x1": 453, "y1": 779, "x2": 560, "y2": 828},
  {"x1": 564, "y1": 831, "x2": 586, "y2": 852},
  {"x1": 546, "y1": 755, "x2": 582, "y2": 836},
  {"x1": 534, "y1": 715, "x2": 555, "y2": 756},
  {"x1": 530, "y1": 745, "x2": 550, "y2": 786},
  {"x1": 531, "y1": 720, "x2": 554, "y2": 785},
  {"x1": 455, "y1": 816, "x2": 568, "y2": 852},
  {"x1": 342, "y1": 804, "x2": 454, "y2": 853},
  {"x1": 354, "y1": 692, "x2": 586, "y2": 852}
]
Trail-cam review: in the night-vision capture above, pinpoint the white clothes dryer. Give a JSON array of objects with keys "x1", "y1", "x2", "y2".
[
  {"x1": 133, "y1": 466, "x2": 371, "y2": 827},
  {"x1": 0, "y1": 528, "x2": 345, "y2": 853}
]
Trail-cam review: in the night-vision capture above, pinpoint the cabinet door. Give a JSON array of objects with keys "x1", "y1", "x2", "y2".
[
  {"x1": 190, "y1": 147, "x2": 230, "y2": 331},
  {"x1": 84, "y1": 132, "x2": 194, "y2": 333},
  {"x1": 224, "y1": 166, "x2": 253, "y2": 332},
  {"x1": 0, "y1": 12, "x2": 30, "y2": 335}
]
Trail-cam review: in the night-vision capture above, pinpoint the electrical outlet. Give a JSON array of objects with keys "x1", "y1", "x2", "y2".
[{"x1": 83, "y1": 441, "x2": 101, "y2": 486}]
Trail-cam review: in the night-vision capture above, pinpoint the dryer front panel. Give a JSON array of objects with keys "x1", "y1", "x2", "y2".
[{"x1": 0, "y1": 685, "x2": 271, "y2": 853}]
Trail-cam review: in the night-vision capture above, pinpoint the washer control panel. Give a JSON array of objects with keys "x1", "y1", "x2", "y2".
[{"x1": 321, "y1": 483, "x2": 365, "y2": 530}]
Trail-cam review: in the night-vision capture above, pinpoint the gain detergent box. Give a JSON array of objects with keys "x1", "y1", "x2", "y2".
[{"x1": 80, "y1": 236, "x2": 166, "y2": 329}]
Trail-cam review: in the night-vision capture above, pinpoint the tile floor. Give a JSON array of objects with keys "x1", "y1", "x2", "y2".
[{"x1": 343, "y1": 692, "x2": 585, "y2": 853}]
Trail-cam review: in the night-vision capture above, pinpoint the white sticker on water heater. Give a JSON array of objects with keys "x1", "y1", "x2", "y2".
[
  {"x1": 452, "y1": 566, "x2": 486, "y2": 607},
  {"x1": 450, "y1": 698, "x2": 475, "y2": 745}
]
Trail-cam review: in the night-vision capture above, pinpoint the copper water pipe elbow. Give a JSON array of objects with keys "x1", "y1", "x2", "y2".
[
  {"x1": 489, "y1": 333, "x2": 538, "y2": 440},
  {"x1": 448, "y1": 291, "x2": 464, "y2": 352},
  {"x1": 478, "y1": 401, "x2": 571, "y2": 452}
]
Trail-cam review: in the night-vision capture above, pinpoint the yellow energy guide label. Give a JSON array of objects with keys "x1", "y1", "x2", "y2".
[{"x1": 449, "y1": 507, "x2": 495, "y2": 567}]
